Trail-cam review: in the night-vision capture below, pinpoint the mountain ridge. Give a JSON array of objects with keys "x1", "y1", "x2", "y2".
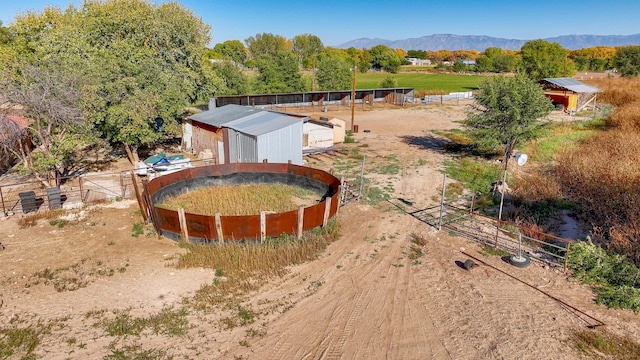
[{"x1": 335, "y1": 33, "x2": 640, "y2": 51}]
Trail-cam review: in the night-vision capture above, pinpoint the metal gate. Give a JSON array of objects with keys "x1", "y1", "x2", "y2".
[
  {"x1": 436, "y1": 174, "x2": 573, "y2": 269},
  {"x1": 339, "y1": 156, "x2": 365, "y2": 207}
]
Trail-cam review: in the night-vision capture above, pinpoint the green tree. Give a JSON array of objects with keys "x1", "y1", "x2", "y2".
[
  {"x1": 292, "y1": 33, "x2": 323, "y2": 69},
  {"x1": 210, "y1": 61, "x2": 249, "y2": 95},
  {"x1": 590, "y1": 57, "x2": 610, "y2": 71},
  {"x1": 574, "y1": 55, "x2": 589, "y2": 71},
  {"x1": 614, "y1": 46, "x2": 640, "y2": 77},
  {"x1": 493, "y1": 53, "x2": 519, "y2": 73},
  {"x1": 475, "y1": 56, "x2": 493, "y2": 72},
  {"x1": 379, "y1": 75, "x2": 397, "y2": 88},
  {"x1": 0, "y1": 6, "x2": 99, "y2": 185},
  {"x1": 316, "y1": 57, "x2": 351, "y2": 91},
  {"x1": 5, "y1": 0, "x2": 219, "y2": 164},
  {"x1": 484, "y1": 47, "x2": 502, "y2": 59},
  {"x1": 254, "y1": 51, "x2": 306, "y2": 94},
  {"x1": 245, "y1": 33, "x2": 290, "y2": 59},
  {"x1": 407, "y1": 50, "x2": 427, "y2": 59},
  {"x1": 0, "y1": 58, "x2": 93, "y2": 186},
  {"x1": 319, "y1": 47, "x2": 351, "y2": 63},
  {"x1": 83, "y1": 0, "x2": 218, "y2": 162},
  {"x1": 0, "y1": 20, "x2": 12, "y2": 44},
  {"x1": 213, "y1": 40, "x2": 247, "y2": 65},
  {"x1": 464, "y1": 75, "x2": 554, "y2": 188},
  {"x1": 452, "y1": 61, "x2": 467, "y2": 73},
  {"x1": 521, "y1": 39, "x2": 574, "y2": 80},
  {"x1": 369, "y1": 44, "x2": 402, "y2": 73}
]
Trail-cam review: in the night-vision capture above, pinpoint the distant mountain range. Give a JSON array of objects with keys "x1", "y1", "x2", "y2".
[{"x1": 335, "y1": 33, "x2": 640, "y2": 51}]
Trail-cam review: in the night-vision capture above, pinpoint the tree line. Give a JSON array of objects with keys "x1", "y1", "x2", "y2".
[{"x1": 211, "y1": 34, "x2": 640, "y2": 93}]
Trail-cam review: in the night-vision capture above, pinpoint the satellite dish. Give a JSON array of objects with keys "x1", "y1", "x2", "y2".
[{"x1": 515, "y1": 153, "x2": 528, "y2": 166}]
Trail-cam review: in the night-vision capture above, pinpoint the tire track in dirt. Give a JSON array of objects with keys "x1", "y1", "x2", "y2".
[{"x1": 316, "y1": 224, "x2": 403, "y2": 359}]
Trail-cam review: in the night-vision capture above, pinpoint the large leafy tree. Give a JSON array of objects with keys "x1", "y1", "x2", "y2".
[
  {"x1": 0, "y1": 6, "x2": 97, "y2": 186},
  {"x1": 210, "y1": 61, "x2": 249, "y2": 95},
  {"x1": 614, "y1": 46, "x2": 640, "y2": 77},
  {"x1": 1, "y1": 58, "x2": 93, "y2": 186},
  {"x1": 0, "y1": 20, "x2": 11, "y2": 44},
  {"x1": 4, "y1": 0, "x2": 219, "y2": 166},
  {"x1": 292, "y1": 33, "x2": 323, "y2": 69},
  {"x1": 245, "y1": 33, "x2": 290, "y2": 59},
  {"x1": 254, "y1": 51, "x2": 306, "y2": 94},
  {"x1": 316, "y1": 57, "x2": 351, "y2": 91},
  {"x1": 465, "y1": 75, "x2": 554, "y2": 188},
  {"x1": 407, "y1": 50, "x2": 427, "y2": 59},
  {"x1": 213, "y1": 40, "x2": 247, "y2": 65},
  {"x1": 521, "y1": 39, "x2": 575, "y2": 80},
  {"x1": 78, "y1": 0, "x2": 218, "y2": 162},
  {"x1": 369, "y1": 44, "x2": 402, "y2": 73},
  {"x1": 346, "y1": 47, "x2": 371, "y2": 72}
]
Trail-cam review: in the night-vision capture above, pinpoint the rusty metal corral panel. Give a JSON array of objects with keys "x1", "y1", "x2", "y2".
[
  {"x1": 221, "y1": 214, "x2": 261, "y2": 240},
  {"x1": 265, "y1": 209, "x2": 298, "y2": 238},
  {"x1": 157, "y1": 207, "x2": 181, "y2": 235},
  {"x1": 146, "y1": 163, "x2": 341, "y2": 242},
  {"x1": 303, "y1": 197, "x2": 326, "y2": 229},
  {"x1": 185, "y1": 212, "x2": 214, "y2": 239}
]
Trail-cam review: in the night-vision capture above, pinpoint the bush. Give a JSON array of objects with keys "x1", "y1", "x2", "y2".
[
  {"x1": 568, "y1": 240, "x2": 640, "y2": 312},
  {"x1": 379, "y1": 75, "x2": 397, "y2": 88}
]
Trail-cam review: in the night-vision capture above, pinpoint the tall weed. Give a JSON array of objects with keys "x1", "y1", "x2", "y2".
[
  {"x1": 551, "y1": 77, "x2": 640, "y2": 266},
  {"x1": 174, "y1": 220, "x2": 340, "y2": 307}
]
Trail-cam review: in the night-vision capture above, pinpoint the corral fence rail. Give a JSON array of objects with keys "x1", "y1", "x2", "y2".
[
  {"x1": 437, "y1": 174, "x2": 573, "y2": 269},
  {"x1": 0, "y1": 171, "x2": 137, "y2": 216},
  {"x1": 0, "y1": 158, "x2": 238, "y2": 216}
]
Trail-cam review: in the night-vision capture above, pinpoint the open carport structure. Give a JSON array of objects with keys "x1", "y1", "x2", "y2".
[{"x1": 540, "y1": 78, "x2": 601, "y2": 113}]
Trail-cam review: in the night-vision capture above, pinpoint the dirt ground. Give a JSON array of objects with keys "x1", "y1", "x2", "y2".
[{"x1": 1, "y1": 102, "x2": 639, "y2": 359}]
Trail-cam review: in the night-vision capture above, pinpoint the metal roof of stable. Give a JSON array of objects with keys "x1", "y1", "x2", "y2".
[
  {"x1": 541, "y1": 78, "x2": 601, "y2": 93},
  {"x1": 187, "y1": 104, "x2": 301, "y2": 136}
]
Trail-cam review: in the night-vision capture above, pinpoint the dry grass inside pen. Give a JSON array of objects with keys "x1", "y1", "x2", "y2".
[{"x1": 159, "y1": 184, "x2": 321, "y2": 216}]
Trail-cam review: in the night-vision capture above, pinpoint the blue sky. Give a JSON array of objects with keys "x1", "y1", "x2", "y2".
[{"x1": 1, "y1": 0, "x2": 638, "y2": 47}]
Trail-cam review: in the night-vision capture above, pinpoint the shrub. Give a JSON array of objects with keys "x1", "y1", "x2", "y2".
[{"x1": 568, "y1": 240, "x2": 640, "y2": 312}]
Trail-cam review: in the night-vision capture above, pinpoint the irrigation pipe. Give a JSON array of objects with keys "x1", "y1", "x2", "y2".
[{"x1": 461, "y1": 251, "x2": 605, "y2": 329}]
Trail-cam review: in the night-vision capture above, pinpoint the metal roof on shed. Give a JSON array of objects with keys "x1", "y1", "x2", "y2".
[
  {"x1": 187, "y1": 104, "x2": 301, "y2": 136},
  {"x1": 541, "y1": 78, "x2": 601, "y2": 93}
]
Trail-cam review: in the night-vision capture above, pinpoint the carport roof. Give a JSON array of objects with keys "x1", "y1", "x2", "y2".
[
  {"x1": 187, "y1": 104, "x2": 301, "y2": 136},
  {"x1": 541, "y1": 78, "x2": 601, "y2": 93}
]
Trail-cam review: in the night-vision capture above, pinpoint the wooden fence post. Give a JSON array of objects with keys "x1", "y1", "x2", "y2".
[
  {"x1": 297, "y1": 205, "x2": 304, "y2": 239},
  {"x1": 130, "y1": 170, "x2": 147, "y2": 222},
  {"x1": 260, "y1": 211, "x2": 267, "y2": 243},
  {"x1": 120, "y1": 172, "x2": 125, "y2": 199},
  {"x1": 0, "y1": 186, "x2": 5, "y2": 216},
  {"x1": 323, "y1": 197, "x2": 332, "y2": 227},
  {"x1": 178, "y1": 207, "x2": 189, "y2": 242},
  {"x1": 79, "y1": 176, "x2": 84, "y2": 203},
  {"x1": 215, "y1": 213, "x2": 224, "y2": 243}
]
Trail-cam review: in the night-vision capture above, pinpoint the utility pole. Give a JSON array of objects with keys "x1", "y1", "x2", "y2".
[{"x1": 351, "y1": 65, "x2": 357, "y2": 132}]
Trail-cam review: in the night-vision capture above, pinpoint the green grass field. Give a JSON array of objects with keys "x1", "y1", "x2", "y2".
[{"x1": 355, "y1": 72, "x2": 485, "y2": 93}]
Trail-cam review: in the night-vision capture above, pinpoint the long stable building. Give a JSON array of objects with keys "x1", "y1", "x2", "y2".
[{"x1": 209, "y1": 88, "x2": 415, "y2": 110}]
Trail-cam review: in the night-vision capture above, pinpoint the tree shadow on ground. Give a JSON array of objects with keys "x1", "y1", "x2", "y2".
[
  {"x1": 400, "y1": 135, "x2": 453, "y2": 152},
  {"x1": 400, "y1": 134, "x2": 475, "y2": 156},
  {"x1": 64, "y1": 142, "x2": 119, "y2": 177}
]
